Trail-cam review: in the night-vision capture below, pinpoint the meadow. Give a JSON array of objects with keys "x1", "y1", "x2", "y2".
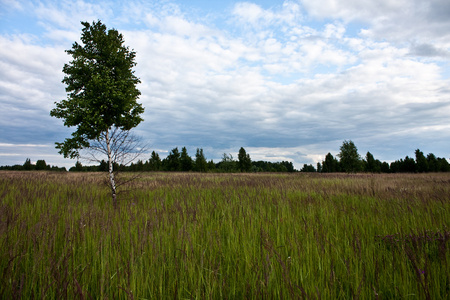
[{"x1": 0, "y1": 171, "x2": 449, "y2": 299}]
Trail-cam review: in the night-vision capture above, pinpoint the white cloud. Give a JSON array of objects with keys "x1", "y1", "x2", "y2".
[
  {"x1": 301, "y1": 0, "x2": 450, "y2": 46},
  {"x1": 324, "y1": 23, "x2": 345, "y2": 39},
  {"x1": 233, "y1": 2, "x2": 274, "y2": 25},
  {"x1": 409, "y1": 43, "x2": 450, "y2": 59},
  {"x1": 232, "y1": 1, "x2": 303, "y2": 28},
  {"x1": 0, "y1": 35, "x2": 67, "y2": 112},
  {"x1": 0, "y1": 0, "x2": 24, "y2": 11},
  {"x1": 301, "y1": 0, "x2": 407, "y2": 21},
  {"x1": 0, "y1": 143, "x2": 50, "y2": 147},
  {"x1": 35, "y1": 0, "x2": 114, "y2": 29}
]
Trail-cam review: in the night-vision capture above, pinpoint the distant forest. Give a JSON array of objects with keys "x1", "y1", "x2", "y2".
[{"x1": 1, "y1": 142, "x2": 449, "y2": 173}]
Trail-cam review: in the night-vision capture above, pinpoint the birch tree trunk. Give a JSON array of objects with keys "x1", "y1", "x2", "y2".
[{"x1": 105, "y1": 128, "x2": 117, "y2": 208}]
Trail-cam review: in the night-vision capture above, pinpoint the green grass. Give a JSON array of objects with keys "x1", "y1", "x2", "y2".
[{"x1": 1, "y1": 171, "x2": 449, "y2": 299}]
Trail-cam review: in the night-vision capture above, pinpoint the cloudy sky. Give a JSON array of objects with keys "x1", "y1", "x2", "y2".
[{"x1": 1, "y1": 0, "x2": 449, "y2": 169}]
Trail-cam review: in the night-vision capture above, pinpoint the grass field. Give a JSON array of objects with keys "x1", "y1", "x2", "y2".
[{"x1": 1, "y1": 171, "x2": 449, "y2": 299}]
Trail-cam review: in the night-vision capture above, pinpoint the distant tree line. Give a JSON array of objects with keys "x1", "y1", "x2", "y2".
[
  {"x1": 302, "y1": 140, "x2": 450, "y2": 173},
  {"x1": 1, "y1": 141, "x2": 448, "y2": 173},
  {"x1": 63, "y1": 147, "x2": 295, "y2": 173},
  {"x1": 0, "y1": 158, "x2": 66, "y2": 171}
]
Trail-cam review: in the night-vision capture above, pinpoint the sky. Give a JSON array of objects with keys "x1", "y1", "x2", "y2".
[{"x1": 1, "y1": 0, "x2": 449, "y2": 169}]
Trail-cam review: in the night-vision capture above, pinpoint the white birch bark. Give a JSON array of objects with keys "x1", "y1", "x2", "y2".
[{"x1": 105, "y1": 128, "x2": 117, "y2": 207}]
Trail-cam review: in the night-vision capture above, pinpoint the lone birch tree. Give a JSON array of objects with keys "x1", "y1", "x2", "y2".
[{"x1": 50, "y1": 20, "x2": 144, "y2": 206}]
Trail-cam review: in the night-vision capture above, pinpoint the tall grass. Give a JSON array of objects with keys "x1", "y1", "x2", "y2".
[{"x1": 1, "y1": 171, "x2": 449, "y2": 299}]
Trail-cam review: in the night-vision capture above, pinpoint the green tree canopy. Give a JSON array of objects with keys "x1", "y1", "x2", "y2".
[
  {"x1": 23, "y1": 158, "x2": 33, "y2": 170},
  {"x1": 415, "y1": 149, "x2": 428, "y2": 173},
  {"x1": 338, "y1": 140, "x2": 362, "y2": 173},
  {"x1": 165, "y1": 148, "x2": 181, "y2": 171},
  {"x1": 35, "y1": 160, "x2": 48, "y2": 171},
  {"x1": 238, "y1": 147, "x2": 252, "y2": 172},
  {"x1": 194, "y1": 148, "x2": 208, "y2": 172},
  {"x1": 50, "y1": 20, "x2": 143, "y2": 159},
  {"x1": 218, "y1": 153, "x2": 236, "y2": 172},
  {"x1": 322, "y1": 153, "x2": 339, "y2": 173},
  {"x1": 147, "y1": 151, "x2": 161, "y2": 171},
  {"x1": 364, "y1": 151, "x2": 382, "y2": 173},
  {"x1": 427, "y1": 153, "x2": 438, "y2": 172},
  {"x1": 180, "y1": 147, "x2": 193, "y2": 171},
  {"x1": 300, "y1": 164, "x2": 316, "y2": 172}
]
